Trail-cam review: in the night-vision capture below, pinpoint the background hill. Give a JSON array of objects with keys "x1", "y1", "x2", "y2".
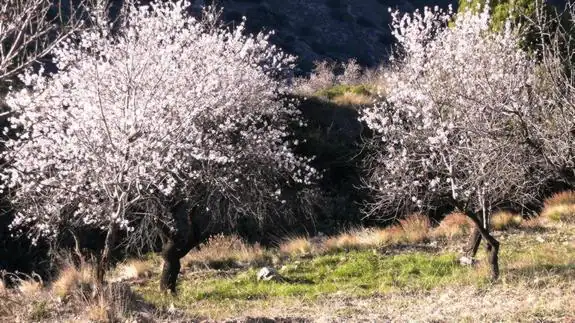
[{"x1": 190, "y1": 0, "x2": 459, "y2": 70}]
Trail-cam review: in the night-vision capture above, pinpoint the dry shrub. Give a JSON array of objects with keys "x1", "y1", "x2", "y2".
[
  {"x1": 399, "y1": 213, "x2": 431, "y2": 243},
  {"x1": 116, "y1": 259, "x2": 153, "y2": 280},
  {"x1": 491, "y1": 211, "x2": 522, "y2": 231},
  {"x1": 433, "y1": 212, "x2": 475, "y2": 240},
  {"x1": 183, "y1": 234, "x2": 268, "y2": 269},
  {"x1": 52, "y1": 263, "x2": 95, "y2": 299},
  {"x1": 295, "y1": 61, "x2": 337, "y2": 94},
  {"x1": 544, "y1": 190, "x2": 575, "y2": 208},
  {"x1": 322, "y1": 225, "x2": 407, "y2": 253},
  {"x1": 279, "y1": 236, "x2": 313, "y2": 257}
]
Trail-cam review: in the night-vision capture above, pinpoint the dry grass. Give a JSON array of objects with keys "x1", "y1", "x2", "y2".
[
  {"x1": 279, "y1": 236, "x2": 313, "y2": 257},
  {"x1": 321, "y1": 219, "x2": 428, "y2": 253},
  {"x1": 84, "y1": 284, "x2": 134, "y2": 323},
  {"x1": 520, "y1": 216, "x2": 546, "y2": 229},
  {"x1": 183, "y1": 234, "x2": 269, "y2": 269},
  {"x1": 542, "y1": 204, "x2": 575, "y2": 223},
  {"x1": 433, "y1": 212, "x2": 475, "y2": 240},
  {"x1": 541, "y1": 191, "x2": 575, "y2": 223},
  {"x1": 323, "y1": 232, "x2": 362, "y2": 252},
  {"x1": 399, "y1": 213, "x2": 431, "y2": 243},
  {"x1": 51, "y1": 263, "x2": 95, "y2": 299},
  {"x1": 544, "y1": 190, "x2": 575, "y2": 208},
  {"x1": 491, "y1": 211, "x2": 522, "y2": 231},
  {"x1": 116, "y1": 259, "x2": 154, "y2": 280},
  {"x1": 332, "y1": 92, "x2": 373, "y2": 106},
  {"x1": 17, "y1": 276, "x2": 43, "y2": 297}
]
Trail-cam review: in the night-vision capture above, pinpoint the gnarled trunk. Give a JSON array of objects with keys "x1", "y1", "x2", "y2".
[
  {"x1": 96, "y1": 223, "x2": 118, "y2": 286},
  {"x1": 159, "y1": 201, "x2": 197, "y2": 294},
  {"x1": 465, "y1": 211, "x2": 500, "y2": 280}
]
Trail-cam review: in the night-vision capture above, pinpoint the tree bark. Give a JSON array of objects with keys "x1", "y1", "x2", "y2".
[
  {"x1": 159, "y1": 237, "x2": 192, "y2": 294},
  {"x1": 465, "y1": 211, "x2": 500, "y2": 280},
  {"x1": 464, "y1": 226, "x2": 482, "y2": 258},
  {"x1": 96, "y1": 223, "x2": 118, "y2": 286},
  {"x1": 159, "y1": 201, "x2": 197, "y2": 294}
]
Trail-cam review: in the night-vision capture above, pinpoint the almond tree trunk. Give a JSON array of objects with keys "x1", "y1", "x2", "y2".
[
  {"x1": 465, "y1": 211, "x2": 500, "y2": 280},
  {"x1": 96, "y1": 223, "x2": 118, "y2": 286}
]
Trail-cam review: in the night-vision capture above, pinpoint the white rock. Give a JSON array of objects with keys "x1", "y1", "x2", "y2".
[{"x1": 257, "y1": 267, "x2": 281, "y2": 281}]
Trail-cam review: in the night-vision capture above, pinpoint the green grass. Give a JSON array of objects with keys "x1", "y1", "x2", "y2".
[
  {"x1": 315, "y1": 84, "x2": 374, "y2": 100},
  {"x1": 136, "y1": 251, "x2": 477, "y2": 309},
  {"x1": 132, "y1": 223, "x2": 575, "y2": 320}
]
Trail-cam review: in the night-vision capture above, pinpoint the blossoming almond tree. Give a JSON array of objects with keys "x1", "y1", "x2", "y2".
[
  {"x1": 1, "y1": 0, "x2": 316, "y2": 292},
  {"x1": 0, "y1": 0, "x2": 84, "y2": 88},
  {"x1": 362, "y1": 6, "x2": 544, "y2": 279}
]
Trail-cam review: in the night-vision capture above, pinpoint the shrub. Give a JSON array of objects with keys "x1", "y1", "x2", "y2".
[
  {"x1": 542, "y1": 204, "x2": 575, "y2": 223},
  {"x1": 433, "y1": 212, "x2": 475, "y2": 240}
]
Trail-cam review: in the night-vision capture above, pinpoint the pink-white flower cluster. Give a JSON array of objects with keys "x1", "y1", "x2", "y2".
[
  {"x1": 1, "y1": 0, "x2": 316, "y2": 244},
  {"x1": 362, "y1": 6, "x2": 543, "y2": 218}
]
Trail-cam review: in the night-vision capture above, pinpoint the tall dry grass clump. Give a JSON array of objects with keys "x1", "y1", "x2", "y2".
[
  {"x1": 399, "y1": 213, "x2": 431, "y2": 243},
  {"x1": 432, "y1": 212, "x2": 475, "y2": 240},
  {"x1": 115, "y1": 259, "x2": 153, "y2": 281},
  {"x1": 84, "y1": 283, "x2": 135, "y2": 323},
  {"x1": 542, "y1": 191, "x2": 575, "y2": 223},
  {"x1": 183, "y1": 234, "x2": 269, "y2": 269},
  {"x1": 491, "y1": 211, "x2": 522, "y2": 230},
  {"x1": 51, "y1": 263, "x2": 95, "y2": 299},
  {"x1": 279, "y1": 236, "x2": 313, "y2": 257}
]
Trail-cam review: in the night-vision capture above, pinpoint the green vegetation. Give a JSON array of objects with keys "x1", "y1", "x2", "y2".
[
  {"x1": 458, "y1": 0, "x2": 536, "y2": 30},
  {"x1": 315, "y1": 84, "x2": 374, "y2": 100}
]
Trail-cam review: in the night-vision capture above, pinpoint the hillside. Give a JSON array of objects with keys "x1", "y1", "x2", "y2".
[{"x1": 190, "y1": 0, "x2": 459, "y2": 70}]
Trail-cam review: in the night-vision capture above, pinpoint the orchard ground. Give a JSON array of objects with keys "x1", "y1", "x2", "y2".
[{"x1": 2, "y1": 195, "x2": 575, "y2": 322}]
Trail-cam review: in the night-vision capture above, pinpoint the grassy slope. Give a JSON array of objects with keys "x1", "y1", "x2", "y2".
[{"x1": 132, "y1": 223, "x2": 575, "y2": 321}]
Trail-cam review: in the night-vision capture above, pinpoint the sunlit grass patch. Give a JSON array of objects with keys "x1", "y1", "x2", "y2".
[
  {"x1": 136, "y1": 250, "x2": 474, "y2": 318},
  {"x1": 315, "y1": 84, "x2": 374, "y2": 101},
  {"x1": 115, "y1": 259, "x2": 154, "y2": 280},
  {"x1": 542, "y1": 204, "x2": 575, "y2": 223}
]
